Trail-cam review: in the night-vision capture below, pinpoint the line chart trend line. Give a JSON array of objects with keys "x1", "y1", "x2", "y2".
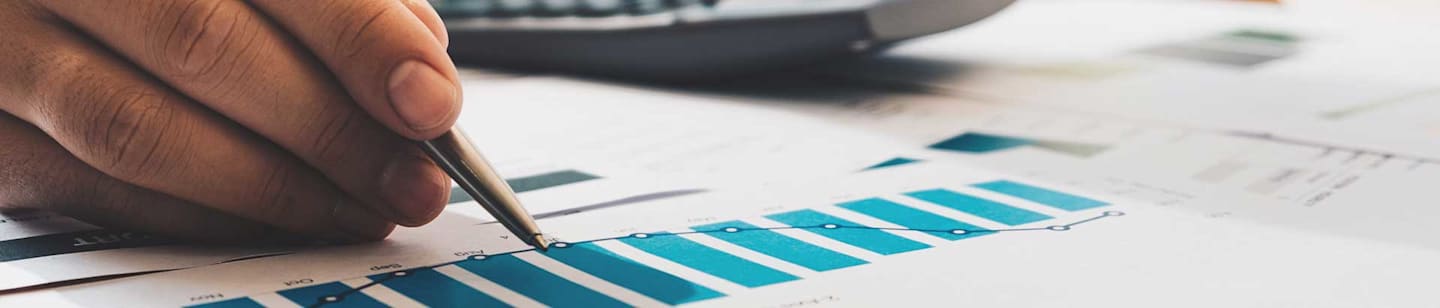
[{"x1": 304, "y1": 210, "x2": 1126, "y2": 307}]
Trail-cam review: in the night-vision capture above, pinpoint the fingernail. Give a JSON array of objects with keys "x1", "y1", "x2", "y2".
[
  {"x1": 387, "y1": 60, "x2": 457, "y2": 133},
  {"x1": 381, "y1": 152, "x2": 450, "y2": 225},
  {"x1": 332, "y1": 201, "x2": 395, "y2": 241}
]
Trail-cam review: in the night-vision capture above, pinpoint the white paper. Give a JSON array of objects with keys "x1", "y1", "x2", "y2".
[{"x1": 457, "y1": 77, "x2": 907, "y2": 187}]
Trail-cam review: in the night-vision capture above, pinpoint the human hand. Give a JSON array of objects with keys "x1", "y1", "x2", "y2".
[{"x1": 0, "y1": 0, "x2": 460, "y2": 243}]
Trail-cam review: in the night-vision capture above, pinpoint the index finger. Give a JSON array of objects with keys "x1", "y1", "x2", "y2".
[{"x1": 248, "y1": 0, "x2": 460, "y2": 141}]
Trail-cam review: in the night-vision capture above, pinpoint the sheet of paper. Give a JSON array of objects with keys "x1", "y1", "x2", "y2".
[
  {"x1": 772, "y1": 92, "x2": 1440, "y2": 251},
  {"x1": 457, "y1": 77, "x2": 906, "y2": 187},
  {"x1": 814, "y1": 0, "x2": 1440, "y2": 159},
  {"x1": 23, "y1": 162, "x2": 1440, "y2": 307}
]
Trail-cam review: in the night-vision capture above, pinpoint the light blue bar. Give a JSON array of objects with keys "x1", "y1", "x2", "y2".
[
  {"x1": 837, "y1": 198, "x2": 992, "y2": 241},
  {"x1": 974, "y1": 180, "x2": 1109, "y2": 211},
  {"x1": 277, "y1": 281, "x2": 386, "y2": 308},
  {"x1": 543, "y1": 242, "x2": 724, "y2": 305},
  {"x1": 764, "y1": 210, "x2": 931, "y2": 255},
  {"x1": 187, "y1": 298, "x2": 263, "y2": 308},
  {"x1": 905, "y1": 189, "x2": 1051, "y2": 226},
  {"x1": 455, "y1": 254, "x2": 628, "y2": 308},
  {"x1": 370, "y1": 268, "x2": 509, "y2": 307},
  {"x1": 692, "y1": 221, "x2": 868, "y2": 272},
  {"x1": 619, "y1": 233, "x2": 799, "y2": 288}
]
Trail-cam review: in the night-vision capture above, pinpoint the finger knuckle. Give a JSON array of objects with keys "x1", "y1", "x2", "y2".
[
  {"x1": 80, "y1": 87, "x2": 188, "y2": 181},
  {"x1": 156, "y1": 0, "x2": 252, "y2": 80},
  {"x1": 327, "y1": 2, "x2": 399, "y2": 60},
  {"x1": 29, "y1": 52, "x2": 91, "y2": 107},
  {"x1": 304, "y1": 107, "x2": 363, "y2": 164}
]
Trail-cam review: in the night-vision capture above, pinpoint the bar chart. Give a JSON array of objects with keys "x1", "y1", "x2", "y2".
[{"x1": 193, "y1": 180, "x2": 1119, "y2": 308}]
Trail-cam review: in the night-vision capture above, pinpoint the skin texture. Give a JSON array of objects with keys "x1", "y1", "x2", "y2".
[{"x1": 0, "y1": 0, "x2": 462, "y2": 243}]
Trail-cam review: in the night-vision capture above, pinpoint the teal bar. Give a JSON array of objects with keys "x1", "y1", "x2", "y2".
[
  {"x1": 865, "y1": 157, "x2": 922, "y2": 170},
  {"x1": 187, "y1": 298, "x2": 263, "y2": 308},
  {"x1": 277, "y1": 282, "x2": 385, "y2": 308},
  {"x1": 370, "y1": 268, "x2": 509, "y2": 307},
  {"x1": 619, "y1": 233, "x2": 799, "y2": 288},
  {"x1": 765, "y1": 210, "x2": 931, "y2": 255},
  {"x1": 455, "y1": 254, "x2": 628, "y2": 308},
  {"x1": 974, "y1": 180, "x2": 1109, "y2": 211},
  {"x1": 929, "y1": 133, "x2": 1031, "y2": 153},
  {"x1": 837, "y1": 198, "x2": 991, "y2": 241},
  {"x1": 692, "y1": 221, "x2": 868, "y2": 271},
  {"x1": 542, "y1": 242, "x2": 724, "y2": 305},
  {"x1": 905, "y1": 189, "x2": 1051, "y2": 226}
]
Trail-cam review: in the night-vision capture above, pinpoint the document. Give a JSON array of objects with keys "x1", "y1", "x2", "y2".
[{"x1": 24, "y1": 163, "x2": 1440, "y2": 307}]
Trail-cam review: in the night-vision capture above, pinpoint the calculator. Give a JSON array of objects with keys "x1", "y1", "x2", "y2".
[{"x1": 431, "y1": 0, "x2": 1016, "y2": 80}]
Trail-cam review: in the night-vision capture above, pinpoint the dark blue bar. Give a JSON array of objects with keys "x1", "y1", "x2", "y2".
[
  {"x1": 692, "y1": 221, "x2": 868, "y2": 272},
  {"x1": 837, "y1": 198, "x2": 991, "y2": 241},
  {"x1": 764, "y1": 210, "x2": 931, "y2": 255},
  {"x1": 369, "y1": 268, "x2": 509, "y2": 307},
  {"x1": 187, "y1": 298, "x2": 263, "y2": 308},
  {"x1": 974, "y1": 180, "x2": 1109, "y2": 211},
  {"x1": 619, "y1": 233, "x2": 799, "y2": 288},
  {"x1": 542, "y1": 242, "x2": 724, "y2": 305},
  {"x1": 455, "y1": 254, "x2": 628, "y2": 307},
  {"x1": 277, "y1": 282, "x2": 386, "y2": 308},
  {"x1": 905, "y1": 189, "x2": 1051, "y2": 226}
]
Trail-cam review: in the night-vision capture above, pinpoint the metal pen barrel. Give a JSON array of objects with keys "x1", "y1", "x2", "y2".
[{"x1": 420, "y1": 128, "x2": 548, "y2": 251}]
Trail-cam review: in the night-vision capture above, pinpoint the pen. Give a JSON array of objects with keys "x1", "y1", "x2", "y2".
[{"x1": 418, "y1": 128, "x2": 549, "y2": 251}]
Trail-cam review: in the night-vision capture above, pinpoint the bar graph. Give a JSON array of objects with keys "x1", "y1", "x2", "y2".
[{"x1": 192, "y1": 180, "x2": 1119, "y2": 308}]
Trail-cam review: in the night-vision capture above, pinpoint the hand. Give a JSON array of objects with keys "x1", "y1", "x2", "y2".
[{"x1": 0, "y1": 0, "x2": 461, "y2": 243}]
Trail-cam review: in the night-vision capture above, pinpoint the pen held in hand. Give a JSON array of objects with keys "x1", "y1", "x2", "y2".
[{"x1": 419, "y1": 128, "x2": 548, "y2": 251}]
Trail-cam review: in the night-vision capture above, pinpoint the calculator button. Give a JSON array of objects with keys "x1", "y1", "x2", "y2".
[
  {"x1": 664, "y1": 0, "x2": 705, "y2": 8},
  {"x1": 625, "y1": 0, "x2": 667, "y2": 15},
  {"x1": 433, "y1": 0, "x2": 497, "y2": 18},
  {"x1": 534, "y1": 0, "x2": 580, "y2": 16},
  {"x1": 577, "y1": 0, "x2": 625, "y2": 17},
  {"x1": 491, "y1": 0, "x2": 536, "y2": 17}
]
